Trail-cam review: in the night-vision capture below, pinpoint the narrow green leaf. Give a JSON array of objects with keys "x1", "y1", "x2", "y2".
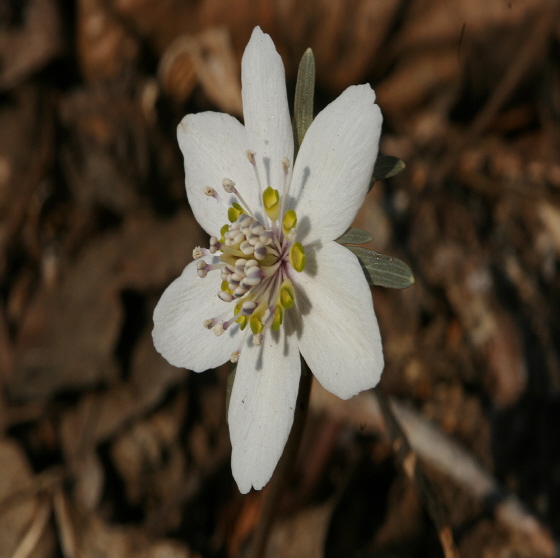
[
  {"x1": 348, "y1": 245, "x2": 414, "y2": 289},
  {"x1": 335, "y1": 227, "x2": 372, "y2": 245},
  {"x1": 294, "y1": 48, "x2": 315, "y2": 150},
  {"x1": 225, "y1": 364, "x2": 236, "y2": 421},
  {"x1": 368, "y1": 155, "x2": 406, "y2": 191}
]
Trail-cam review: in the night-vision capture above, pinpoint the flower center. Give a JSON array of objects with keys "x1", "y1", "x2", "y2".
[{"x1": 193, "y1": 153, "x2": 305, "y2": 362}]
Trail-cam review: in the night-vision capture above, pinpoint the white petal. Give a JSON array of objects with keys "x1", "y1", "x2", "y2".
[
  {"x1": 293, "y1": 241, "x2": 383, "y2": 399},
  {"x1": 153, "y1": 257, "x2": 239, "y2": 372},
  {"x1": 177, "y1": 112, "x2": 263, "y2": 235},
  {"x1": 229, "y1": 327, "x2": 301, "y2": 493},
  {"x1": 241, "y1": 27, "x2": 294, "y2": 217},
  {"x1": 289, "y1": 85, "x2": 382, "y2": 244}
]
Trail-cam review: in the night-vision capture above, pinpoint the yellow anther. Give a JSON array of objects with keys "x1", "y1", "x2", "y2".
[
  {"x1": 228, "y1": 202, "x2": 245, "y2": 223},
  {"x1": 221, "y1": 281, "x2": 232, "y2": 294},
  {"x1": 262, "y1": 187, "x2": 280, "y2": 221},
  {"x1": 280, "y1": 279, "x2": 295, "y2": 309},
  {"x1": 289, "y1": 242, "x2": 306, "y2": 272},
  {"x1": 250, "y1": 315, "x2": 264, "y2": 334},
  {"x1": 237, "y1": 315, "x2": 248, "y2": 330},
  {"x1": 282, "y1": 209, "x2": 297, "y2": 236},
  {"x1": 249, "y1": 302, "x2": 267, "y2": 334},
  {"x1": 272, "y1": 305, "x2": 283, "y2": 331},
  {"x1": 219, "y1": 224, "x2": 229, "y2": 242}
]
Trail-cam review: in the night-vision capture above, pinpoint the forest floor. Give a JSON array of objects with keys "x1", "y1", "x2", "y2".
[{"x1": 1, "y1": 1, "x2": 560, "y2": 557}]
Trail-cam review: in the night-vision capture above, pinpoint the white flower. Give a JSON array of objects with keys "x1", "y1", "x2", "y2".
[{"x1": 153, "y1": 27, "x2": 384, "y2": 493}]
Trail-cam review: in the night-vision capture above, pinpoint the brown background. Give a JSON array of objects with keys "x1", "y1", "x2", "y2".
[{"x1": 1, "y1": 0, "x2": 559, "y2": 556}]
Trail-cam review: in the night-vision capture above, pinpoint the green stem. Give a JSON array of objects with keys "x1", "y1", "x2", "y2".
[{"x1": 248, "y1": 359, "x2": 313, "y2": 558}]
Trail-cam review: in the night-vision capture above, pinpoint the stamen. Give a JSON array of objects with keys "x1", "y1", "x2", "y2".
[
  {"x1": 240, "y1": 240, "x2": 254, "y2": 255},
  {"x1": 279, "y1": 157, "x2": 291, "y2": 223},
  {"x1": 282, "y1": 210, "x2": 297, "y2": 237},
  {"x1": 230, "y1": 351, "x2": 240, "y2": 363},
  {"x1": 193, "y1": 247, "x2": 203, "y2": 259},
  {"x1": 289, "y1": 242, "x2": 306, "y2": 272},
  {"x1": 228, "y1": 202, "x2": 245, "y2": 223},
  {"x1": 196, "y1": 260, "x2": 208, "y2": 278},
  {"x1": 218, "y1": 291, "x2": 234, "y2": 302},
  {"x1": 259, "y1": 230, "x2": 274, "y2": 245},
  {"x1": 253, "y1": 333, "x2": 263, "y2": 346},
  {"x1": 223, "y1": 179, "x2": 255, "y2": 218},
  {"x1": 280, "y1": 278, "x2": 295, "y2": 309},
  {"x1": 213, "y1": 322, "x2": 224, "y2": 336},
  {"x1": 254, "y1": 242, "x2": 267, "y2": 260},
  {"x1": 262, "y1": 187, "x2": 280, "y2": 221},
  {"x1": 203, "y1": 186, "x2": 229, "y2": 208}
]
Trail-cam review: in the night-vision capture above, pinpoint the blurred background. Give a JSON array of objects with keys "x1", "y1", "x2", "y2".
[{"x1": 1, "y1": 0, "x2": 560, "y2": 556}]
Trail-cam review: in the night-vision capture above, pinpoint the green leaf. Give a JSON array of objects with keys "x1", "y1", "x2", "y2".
[
  {"x1": 225, "y1": 364, "x2": 236, "y2": 421},
  {"x1": 347, "y1": 245, "x2": 414, "y2": 289},
  {"x1": 294, "y1": 48, "x2": 315, "y2": 151},
  {"x1": 369, "y1": 155, "x2": 406, "y2": 191},
  {"x1": 335, "y1": 227, "x2": 372, "y2": 245}
]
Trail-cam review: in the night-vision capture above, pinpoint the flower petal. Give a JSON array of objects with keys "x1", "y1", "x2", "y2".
[
  {"x1": 293, "y1": 241, "x2": 383, "y2": 399},
  {"x1": 229, "y1": 327, "x2": 301, "y2": 493},
  {"x1": 177, "y1": 112, "x2": 262, "y2": 236},
  {"x1": 289, "y1": 85, "x2": 382, "y2": 244},
  {"x1": 153, "y1": 257, "x2": 239, "y2": 372},
  {"x1": 241, "y1": 27, "x2": 294, "y2": 217}
]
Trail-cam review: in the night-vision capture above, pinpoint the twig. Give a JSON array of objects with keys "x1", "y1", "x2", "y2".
[
  {"x1": 247, "y1": 359, "x2": 313, "y2": 558},
  {"x1": 376, "y1": 388, "x2": 460, "y2": 558}
]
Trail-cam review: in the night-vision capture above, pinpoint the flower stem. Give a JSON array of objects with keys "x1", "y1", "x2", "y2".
[{"x1": 248, "y1": 358, "x2": 313, "y2": 558}]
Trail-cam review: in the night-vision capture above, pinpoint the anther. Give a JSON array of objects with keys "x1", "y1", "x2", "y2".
[
  {"x1": 209, "y1": 236, "x2": 221, "y2": 254},
  {"x1": 218, "y1": 291, "x2": 234, "y2": 303},
  {"x1": 204, "y1": 186, "x2": 216, "y2": 197},
  {"x1": 250, "y1": 222, "x2": 264, "y2": 235},
  {"x1": 238, "y1": 214, "x2": 252, "y2": 227},
  {"x1": 254, "y1": 242, "x2": 267, "y2": 260},
  {"x1": 282, "y1": 157, "x2": 290, "y2": 173},
  {"x1": 253, "y1": 333, "x2": 263, "y2": 346},
  {"x1": 240, "y1": 240, "x2": 254, "y2": 255},
  {"x1": 259, "y1": 230, "x2": 274, "y2": 245},
  {"x1": 203, "y1": 319, "x2": 214, "y2": 329},
  {"x1": 235, "y1": 259, "x2": 247, "y2": 272},
  {"x1": 246, "y1": 150, "x2": 256, "y2": 165},
  {"x1": 233, "y1": 285, "x2": 248, "y2": 298},
  {"x1": 230, "y1": 351, "x2": 240, "y2": 363},
  {"x1": 245, "y1": 259, "x2": 258, "y2": 270},
  {"x1": 241, "y1": 300, "x2": 258, "y2": 315},
  {"x1": 193, "y1": 247, "x2": 203, "y2": 259},
  {"x1": 196, "y1": 260, "x2": 208, "y2": 278},
  {"x1": 213, "y1": 323, "x2": 224, "y2": 336}
]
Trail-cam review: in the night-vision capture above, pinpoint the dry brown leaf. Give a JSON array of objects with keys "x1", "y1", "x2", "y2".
[
  {"x1": 76, "y1": 0, "x2": 139, "y2": 82},
  {"x1": 265, "y1": 502, "x2": 334, "y2": 558},
  {"x1": 10, "y1": 211, "x2": 203, "y2": 401},
  {"x1": 54, "y1": 490, "x2": 198, "y2": 558},
  {"x1": 159, "y1": 28, "x2": 242, "y2": 116},
  {"x1": 0, "y1": 0, "x2": 62, "y2": 90},
  {"x1": 0, "y1": 439, "x2": 56, "y2": 558}
]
